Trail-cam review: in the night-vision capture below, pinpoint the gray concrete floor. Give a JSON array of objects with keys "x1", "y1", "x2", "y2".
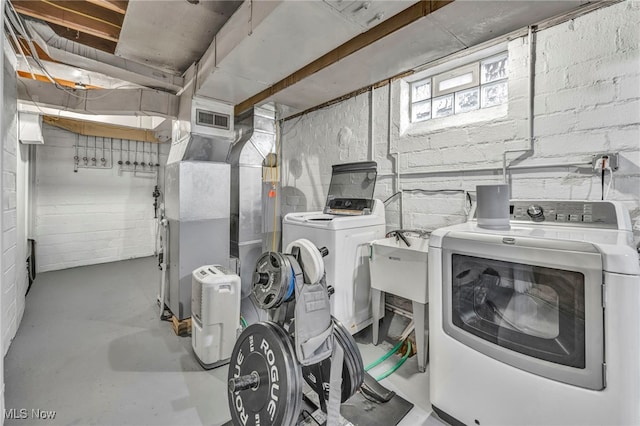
[{"x1": 4, "y1": 257, "x2": 442, "y2": 426}]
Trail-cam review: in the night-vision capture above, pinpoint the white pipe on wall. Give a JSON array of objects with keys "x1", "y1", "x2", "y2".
[
  {"x1": 369, "y1": 87, "x2": 375, "y2": 162},
  {"x1": 502, "y1": 25, "x2": 537, "y2": 184},
  {"x1": 387, "y1": 82, "x2": 403, "y2": 228},
  {"x1": 28, "y1": 145, "x2": 37, "y2": 239},
  {"x1": 377, "y1": 159, "x2": 592, "y2": 179},
  {"x1": 381, "y1": 27, "x2": 545, "y2": 192},
  {"x1": 75, "y1": 136, "x2": 115, "y2": 170}
]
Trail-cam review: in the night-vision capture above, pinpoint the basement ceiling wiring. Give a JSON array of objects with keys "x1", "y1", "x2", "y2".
[{"x1": 5, "y1": 0, "x2": 142, "y2": 101}]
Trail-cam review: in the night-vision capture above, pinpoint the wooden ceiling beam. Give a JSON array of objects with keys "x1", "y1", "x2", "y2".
[
  {"x1": 234, "y1": 0, "x2": 454, "y2": 115},
  {"x1": 43, "y1": 116, "x2": 160, "y2": 143},
  {"x1": 9, "y1": 36, "x2": 58, "y2": 62},
  {"x1": 13, "y1": 0, "x2": 122, "y2": 42},
  {"x1": 85, "y1": 0, "x2": 128, "y2": 15},
  {"x1": 49, "y1": 1, "x2": 124, "y2": 27},
  {"x1": 17, "y1": 71, "x2": 102, "y2": 89},
  {"x1": 49, "y1": 22, "x2": 118, "y2": 54}
]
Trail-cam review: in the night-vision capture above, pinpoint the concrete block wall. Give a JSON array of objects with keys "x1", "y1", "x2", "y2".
[
  {"x1": 2, "y1": 25, "x2": 25, "y2": 417},
  {"x1": 281, "y1": 2, "x2": 640, "y2": 240},
  {"x1": 2, "y1": 40, "x2": 26, "y2": 362},
  {"x1": 1, "y1": 10, "x2": 5, "y2": 417},
  {"x1": 36, "y1": 125, "x2": 170, "y2": 272}
]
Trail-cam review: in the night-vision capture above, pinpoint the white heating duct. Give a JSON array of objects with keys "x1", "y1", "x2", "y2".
[{"x1": 16, "y1": 78, "x2": 179, "y2": 118}]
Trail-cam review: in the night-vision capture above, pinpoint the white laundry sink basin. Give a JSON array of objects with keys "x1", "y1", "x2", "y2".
[{"x1": 369, "y1": 235, "x2": 429, "y2": 303}]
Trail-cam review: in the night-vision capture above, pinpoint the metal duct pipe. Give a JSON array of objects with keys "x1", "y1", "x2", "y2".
[
  {"x1": 228, "y1": 105, "x2": 277, "y2": 297},
  {"x1": 24, "y1": 19, "x2": 183, "y2": 93},
  {"x1": 17, "y1": 78, "x2": 179, "y2": 118}
]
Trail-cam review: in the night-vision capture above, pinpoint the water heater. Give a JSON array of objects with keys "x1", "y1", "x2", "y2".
[{"x1": 192, "y1": 265, "x2": 241, "y2": 369}]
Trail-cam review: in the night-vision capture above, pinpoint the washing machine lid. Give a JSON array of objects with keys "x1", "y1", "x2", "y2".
[
  {"x1": 283, "y1": 199, "x2": 386, "y2": 230},
  {"x1": 323, "y1": 161, "x2": 377, "y2": 215}
]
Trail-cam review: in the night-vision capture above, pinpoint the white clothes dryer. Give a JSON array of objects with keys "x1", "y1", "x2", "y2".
[
  {"x1": 428, "y1": 200, "x2": 640, "y2": 425},
  {"x1": 283, "y1": 199, "x2": 385, "y2": 334}
]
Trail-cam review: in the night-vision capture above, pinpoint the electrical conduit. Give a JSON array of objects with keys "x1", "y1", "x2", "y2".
[
  {"x1": 502, "y1": 25, "x2": 537, "y2": 183},
  {"x1": 387, "y1": 83, "x2": 403, "y2": 228}
]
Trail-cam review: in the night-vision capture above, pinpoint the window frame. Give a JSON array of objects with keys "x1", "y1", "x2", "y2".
[{"x1": 408, "y1": 47, "x2": 509, "y2": 125}]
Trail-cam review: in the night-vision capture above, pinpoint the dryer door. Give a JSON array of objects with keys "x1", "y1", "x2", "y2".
[{"x1": 442, "y1": 232, "x2": 604, "y2": 390}]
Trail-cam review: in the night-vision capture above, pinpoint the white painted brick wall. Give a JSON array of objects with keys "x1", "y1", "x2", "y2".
[
  {"x1": 2, "y1": 33, "x2": 25, "y2": 367},
  {"x1": 1, "y1": 14, "x2": 6, "y2": 416},
  {"x1": 36, "y1": 125, "x2": 170, "y2": 272},
  {"x1": 281, "y1": 2, "x2": 640, "y2": 239}
]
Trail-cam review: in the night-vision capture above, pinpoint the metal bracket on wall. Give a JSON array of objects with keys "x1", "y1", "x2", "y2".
[{"x1": 591, "y1": 152, "x2": 619, "y2": 171}]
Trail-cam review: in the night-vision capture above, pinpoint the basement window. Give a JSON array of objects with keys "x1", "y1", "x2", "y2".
[{"x1": 410, "y1": 52, "x2": 508, "y2": 123}]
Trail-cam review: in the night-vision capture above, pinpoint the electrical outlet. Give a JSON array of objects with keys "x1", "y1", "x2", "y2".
[{"x1": 592, "y1": 152, "x2": 619, "y2": 171}]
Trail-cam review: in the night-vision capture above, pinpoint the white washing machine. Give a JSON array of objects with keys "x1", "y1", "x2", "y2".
[
  {"x1": 428, "y1": 200, "x2": 640, "y2": 426},
  {"x1": 283, "y1": 162, "x2": 386, "y2": 334},
  {"x1": 283, "y1": 200, "x2": 385, "y2": 334}
]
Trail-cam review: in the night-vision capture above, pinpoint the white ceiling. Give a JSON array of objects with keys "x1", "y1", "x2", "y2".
[
  {"x1": 16, "y1": 0, "x2": 605, "y2": 122},
  {"x1": 195, "y1": 0, "x2": 416, "y2": 104},
  {"x1": 265, "y1": 1, "x2": 590, "y2": 113}
]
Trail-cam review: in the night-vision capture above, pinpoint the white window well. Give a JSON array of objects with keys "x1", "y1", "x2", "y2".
[{"x1": 409, "y1": 51, "x2": 509, "y2": 124}]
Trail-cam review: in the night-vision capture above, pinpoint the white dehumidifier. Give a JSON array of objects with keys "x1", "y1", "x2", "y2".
[{"x1": 192, "y1": 265, "x2": 241, "y2": 369}]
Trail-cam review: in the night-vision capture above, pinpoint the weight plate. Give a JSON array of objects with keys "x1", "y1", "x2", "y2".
[
  {"x1": 301, "y1": 319, "x2": 365, "y2": 403},
  {"x1": 333, "y1": 318, "x2": 364, "y2": 399},
  {"x1": 252, "y1": 252, "x2": 295, "y2": 310},
  {"x1": 285, "y1": 239, "x2": 324, "y2": 284},
  {"x1": 334, "y1": 319, "x2": 364, "y2": 396},
  {"x1": 228, "y1": 322, "x2": 303, "y2": 426},
  {"x1": 268, "y1": 322, "x2": 304, "y2": 423}
]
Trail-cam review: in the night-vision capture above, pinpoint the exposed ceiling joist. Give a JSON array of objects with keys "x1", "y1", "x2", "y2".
[
  {"x1": 10, "y1": 36, "x2": 57, "y2": 62},
  {"x1": 43, "y1": 116, "x2": 159, "y2": 143},
  {"x1": 23, "y1": 19, "x2": 184, "y2": 94},
  {"x1": 233, "y1": 0, "x2": 453, "y2": 115},
  {"x1": 13, "y1": 0, "x2": 124, "y2": 42},
  {"x1": 85, "y1": 0, "x2": 127, "y2": 15},
  {"x1": 48, "y1": 22, "x2": 117, "y2": 54},
  {"x1": 17, "y1": 70, "x2": 101, "y2": 89}
]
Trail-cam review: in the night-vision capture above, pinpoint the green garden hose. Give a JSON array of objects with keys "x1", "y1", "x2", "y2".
[
  {"x1": 365, "y1": 339, "x2": 404, "y2": 371},
  {"x1": 374, "y1": 340, "x2": 412, "y2": 381}
]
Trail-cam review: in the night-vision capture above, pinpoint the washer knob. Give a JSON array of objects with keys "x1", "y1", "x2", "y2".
[{"x1": 527, "y1": 205, "x2": 545, "y2": 222}]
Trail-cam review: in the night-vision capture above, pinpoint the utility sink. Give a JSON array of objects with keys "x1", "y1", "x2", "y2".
[
  {"x1": 369, "y1": 233, "x2": 430, "y2": 372},
  {"x1": 369, "y1": 235, "x2": 429, "y2": 303}
]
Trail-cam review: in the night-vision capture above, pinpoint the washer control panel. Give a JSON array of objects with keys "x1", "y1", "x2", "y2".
[{"x1": 509, "y1": 200, "x2": 618, "y2": 228}]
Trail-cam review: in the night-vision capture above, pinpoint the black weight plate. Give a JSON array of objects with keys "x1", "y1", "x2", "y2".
[
  {"x1": 228, "y1": 322, "x2": 302, "y2": 426},
  {"x1": 267, "y1": 322, "x2": 304, "y2": 424},
  {"x1": 334, "y1": 319, "x2": 364, "y2": 399},
  {"x1": 301, "y1": 319, "x2": 364, "y2": 403},
  {"x1": 252, "y1": 252, "x2": 293, "y2": 310},
  {"x1": 334, "y1": 319, "x2": 364, "y2": 394}
]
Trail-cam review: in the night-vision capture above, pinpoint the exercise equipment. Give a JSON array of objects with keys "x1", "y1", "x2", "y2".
[
  {"x1": 252, "y1": 252, "x2": 297, "y2": 310},
  {"x1": 227, "y1": 239, "x2": 366, "y2": 425},
  {"x1": 302, "y1": 319, "x2": 364, "y2": 404},
  {"x1": 228, "y1": 321, "x2": 303, "y2": 426}
]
